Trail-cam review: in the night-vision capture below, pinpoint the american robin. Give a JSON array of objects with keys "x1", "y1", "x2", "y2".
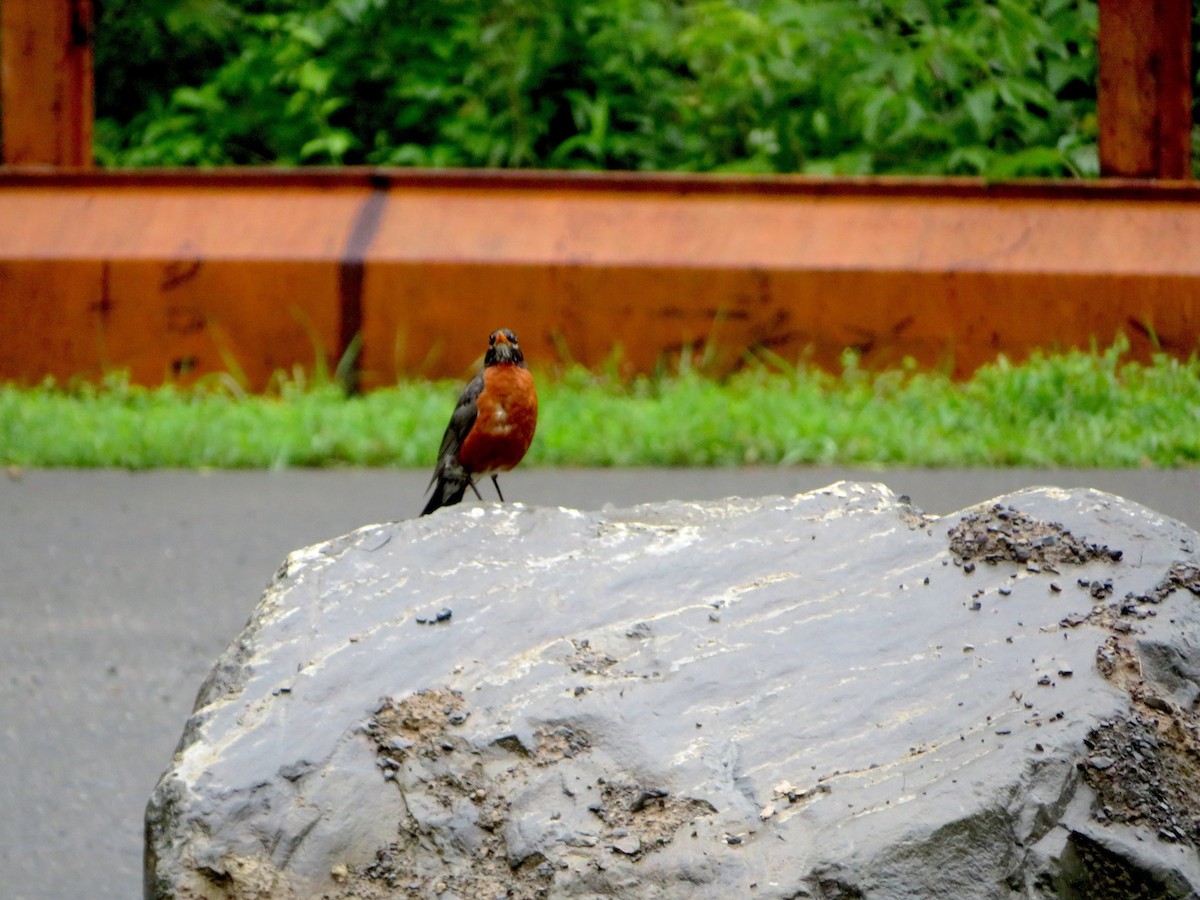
[{"x1": 420, "y1": 329, "x2": 538, "y2": 516}]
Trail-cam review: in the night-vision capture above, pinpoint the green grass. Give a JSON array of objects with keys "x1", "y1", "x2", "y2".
[{"x1": 2, "y1": 344, "x2": 1197, "y2": 469}]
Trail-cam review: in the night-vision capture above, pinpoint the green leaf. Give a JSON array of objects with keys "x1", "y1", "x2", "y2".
[
  {"x1": 288, "y1": 24, "x2": 326, "y2": 50},
  {"x1": 964, "y1": 84, "x2": 997, "y2": 140},
  {"x1": 172, "y1": 85, "x2": 223, "y2": 113},
  {"x1": 296, "y1": 59, "x2": 333, "y2": 95},
  {"x1": 986, "y1": 145, "x2": 1067, "y2": 178},
  {"x1": 300, "y1": 130, "x2": 354, "y2": 162}
]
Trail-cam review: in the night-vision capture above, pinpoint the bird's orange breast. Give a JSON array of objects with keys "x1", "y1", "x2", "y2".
[{"x1": 458, "y1": 365, "x2": 538, "y2": 475}]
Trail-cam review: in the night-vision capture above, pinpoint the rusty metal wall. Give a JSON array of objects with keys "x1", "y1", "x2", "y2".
[
  {"x1": 0, "y1": 0, "x2": 94, "y2": 167},
  {"x1": 1, "y1": 169, "x2": 1197, "y2": 389},
  {"x1": 1098, "y1": 0, "x2": 1193, "y2": 178}
]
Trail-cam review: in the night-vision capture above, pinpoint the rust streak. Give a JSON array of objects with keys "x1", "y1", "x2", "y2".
[
  {"x1": 161, "y1": 259, "x2": 202, "y2": 292},
  {"x1": 338, "y1": 180, "x2": 388, "y2": 392}
]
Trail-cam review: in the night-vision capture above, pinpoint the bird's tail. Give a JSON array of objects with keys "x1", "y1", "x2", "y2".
[{"x1": 420, "y1": 475, "x2": 471, "y2": 516}]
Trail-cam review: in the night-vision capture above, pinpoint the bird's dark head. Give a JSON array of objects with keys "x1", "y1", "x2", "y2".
[{"x1": 485, "y1": 328, "x2": 526, "y2": 367}]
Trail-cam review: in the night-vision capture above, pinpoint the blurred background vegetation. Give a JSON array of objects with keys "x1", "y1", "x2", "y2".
[
  {"x1": 4, "y1": 342, "x2": 1198, "y2": 467},
  {"x1": 94, "y1": 0, "x2": 1104, "y2": 177},
  {"x1": 5, "y1": 1, "x2": 1187, "y2": 470}
]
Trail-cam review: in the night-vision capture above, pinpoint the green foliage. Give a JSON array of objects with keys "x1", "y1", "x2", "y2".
[
  {"x1": 95, "y1": 0, "x2": 1100, "y2": 176},
  {"x1": 3, "y1": 345, "x2": 1197, "y2": 469}
]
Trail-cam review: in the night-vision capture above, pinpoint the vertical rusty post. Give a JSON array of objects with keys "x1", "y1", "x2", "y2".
[
  {"x1": 0, "y1": 0, "x2": 95, "y2": 166},
  {"x1": 1097, "y1": 0, "x2": 1192, "y2": 179}
]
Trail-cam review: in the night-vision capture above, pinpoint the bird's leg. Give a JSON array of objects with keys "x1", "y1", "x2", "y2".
[
  {"x1": 491, "y1": 475, "x2": 505, "y2": 502},
  {"x1": 466, "y1": 476, "x2": 484, "y2": 501}
]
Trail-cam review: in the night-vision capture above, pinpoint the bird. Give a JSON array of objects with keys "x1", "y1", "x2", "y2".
[{"x1": 420, "y1": 328, "x2": 538, "y2": 517}]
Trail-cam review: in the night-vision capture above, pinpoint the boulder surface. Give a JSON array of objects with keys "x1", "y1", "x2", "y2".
[{"x1": 145, "y1": 483, "x2": 1200, "y2": 899}]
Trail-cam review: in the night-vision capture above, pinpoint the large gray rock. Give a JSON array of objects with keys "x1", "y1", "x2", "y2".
[{"x1": 145, "y1": 483, "x2": 1200, "y2": 899}]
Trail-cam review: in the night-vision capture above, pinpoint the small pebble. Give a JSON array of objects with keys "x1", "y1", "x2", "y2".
[{"x1": 611, "y1": 835, "x2": 641, "y2": 855}]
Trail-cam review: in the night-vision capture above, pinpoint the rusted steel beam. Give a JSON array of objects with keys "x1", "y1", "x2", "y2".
[
  {"x1": 0, "y1": 0, "x2": 94, "y2": 166},
  {"x1": 1097, "y1": 0, "x2": 1193, "y2": 179},
  {"x1": 0, "y1": 169, "x2": 1197, "y2": 390}
]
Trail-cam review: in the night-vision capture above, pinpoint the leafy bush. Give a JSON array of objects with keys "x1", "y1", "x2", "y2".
[{"x1": 95, "y1": 0, "x2": 1100, "y2": 176}]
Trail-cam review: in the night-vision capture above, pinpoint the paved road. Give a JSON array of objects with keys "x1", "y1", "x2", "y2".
[{"x1": 1, "y1": 467, "x2": 1197, "y2": 900}]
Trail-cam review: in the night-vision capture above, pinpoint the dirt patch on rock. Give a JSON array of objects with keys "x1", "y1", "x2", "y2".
[
  {"x1": 1080, "y1": 709, "x2": 1200, "y2": 846},
  {"x1": 948, "y1": 504, "x2": 1123, "y2": 570},
  {"x1": 1059, "y1": 829, "x2": 1186, "y2": 900},
  {"x1": 533, "y1": 724, "x2": 590, "y2": 765},
  {"x1": 1061, "y1": 561, "x2": 1200, "y2": 634},
  {"x1": 369, "y1": 688, "x2": 468, "y2": 759},
  {"x1": 325, "y1": 690, "x2": 715, "y2": 898},
  {"x1": 1127, "y1": 562, "x2": 1200, "y2": 605},
  {"x1": 565, "y1": 638, "x2": 619, "y2": 675},
  {"x1": 585, "y1": 781, "x2": 717, "y2": 860},
  {"x1": 1084, "y1": 605, "x2": 1200, "y2": 847},
  {"x1": 327, "y1": 689, "x2": 555, "y2": 899}
]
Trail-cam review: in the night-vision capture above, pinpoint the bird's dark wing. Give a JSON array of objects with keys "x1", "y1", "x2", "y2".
[
  {"x1": 428, "y1": 372, "x2": 483, "y2": 483},
  {"x1": 420, "y1": 373, "x2": 483, "y2": 516}
]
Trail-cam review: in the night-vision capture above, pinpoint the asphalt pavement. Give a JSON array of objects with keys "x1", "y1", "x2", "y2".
[{"x1": 1, "y1": 467, "x2": 1197, "y2": 900}]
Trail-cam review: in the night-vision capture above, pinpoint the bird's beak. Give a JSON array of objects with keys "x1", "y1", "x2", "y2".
[{"x1": 493, "y1": 331, "x2": 510, "y2": 345}]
